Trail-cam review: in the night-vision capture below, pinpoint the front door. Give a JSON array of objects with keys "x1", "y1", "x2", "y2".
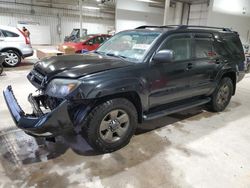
[{"x1": 148, "y1": 33, "x2": 194, "y2": 108}]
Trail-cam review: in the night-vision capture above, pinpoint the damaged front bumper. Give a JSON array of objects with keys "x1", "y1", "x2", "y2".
[{"x1": 3, "y1": 86, "x2": 74, "y2": 137}]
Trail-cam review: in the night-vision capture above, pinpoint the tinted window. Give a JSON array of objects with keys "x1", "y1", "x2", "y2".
[
  {"x1": 221, "y1": 34, "x2": 244, "y2": 56},
  {"x1": 160, "y1": 35, "x2": 191, "y2": 61},
  {"x1": 195, "y1": 35, "x2": 215, "y2": 58},
  {"x1": 2, "y1": 30, "x2": 19, "y2": 37},
  {"x1": 215, "y1": 41, "x2": 229, "y2": 57}
]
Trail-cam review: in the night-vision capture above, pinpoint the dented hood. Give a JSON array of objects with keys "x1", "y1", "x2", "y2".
[{"x1": 34, "y1": 53, "x2": 132, "y2": 79}]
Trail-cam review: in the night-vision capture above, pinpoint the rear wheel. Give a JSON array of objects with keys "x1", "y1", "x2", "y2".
[
  {"x1": 80, "y1": 98, "x2": 138, "y2": 153},
  {"x1": 3, "y1": 50, "x2": 21, "y2": 67},
  {"x1": 208, "y1": 77, "x2": 233, "y2": 112}
]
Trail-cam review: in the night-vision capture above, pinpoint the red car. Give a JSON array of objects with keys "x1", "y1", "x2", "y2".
[{"x1": 63, "y1": 34, "x2": 111, "y2": 53}]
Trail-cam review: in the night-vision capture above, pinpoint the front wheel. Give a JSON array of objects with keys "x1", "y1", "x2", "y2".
[
  {"x1": 80, "y1": 98, "x2": 138, "y2": 153},
  {"x1": 208, "y1": 77, "x2": 233, "y2": 112}
]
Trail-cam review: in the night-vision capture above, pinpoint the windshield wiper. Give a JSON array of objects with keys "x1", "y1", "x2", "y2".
[
  {"x1": 94, "y1": 51, "x2": 105, "y2": 55},
  {"x1": 106, "y1": 53, "x2": 128, "y2": 60}
]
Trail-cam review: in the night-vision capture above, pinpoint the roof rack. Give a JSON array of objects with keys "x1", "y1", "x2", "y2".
[
  {"x1": 136, "y1": 25, "x2": 232, "y2": 32},
  {"x1": 176, "y1": 25, "x2": 232, "y2": 32},
  {"x1": 135, "y1": 25, "x2": 179, "y2": 29}
]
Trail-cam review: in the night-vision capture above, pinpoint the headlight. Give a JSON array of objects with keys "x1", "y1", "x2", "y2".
[{"x1": 45, "y1": 79, "x2": 80, "y2": 98}]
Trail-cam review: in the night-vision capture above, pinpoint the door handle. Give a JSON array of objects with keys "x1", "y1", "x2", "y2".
[
  {"x1": 186, "y1": 63, "x2": 193, "y2": 70},
  {"x1": 0, "y1": 39, "x2": 4, "y2": 41},
  {"x1": 215, "y1": 59, "x2": 227, "y2": 64},
  {"x1": 215, "y1": 59, "x2": 222, "y2": 64}
]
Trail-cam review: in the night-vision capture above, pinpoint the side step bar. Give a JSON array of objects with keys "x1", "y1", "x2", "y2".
[{"x1": 143, "y1": 98, "x2": 211, "y2": 121}]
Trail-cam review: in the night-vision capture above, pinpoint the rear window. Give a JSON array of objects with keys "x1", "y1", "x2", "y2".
[
  {"x1": 220, "y1": 33, "x2": 244, "y2": 60},
  {"x1": 2, "y1": 30, "x2": 19, "y2": 37}
]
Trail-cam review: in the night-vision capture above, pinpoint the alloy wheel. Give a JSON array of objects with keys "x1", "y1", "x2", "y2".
[
  {"x1": 5, "y1": 52, "x2": 19, "y2": 66},
  {"x1": 216, "y1": 83, "x2": 230, "y2": 108},
  {"x1": 99, "y1": 109, "x2": 130, "y2": 143}
]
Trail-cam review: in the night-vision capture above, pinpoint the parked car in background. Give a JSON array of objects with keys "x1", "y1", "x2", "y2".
[
  {"x1": 64, "y1": 28, "x2": 88, "y2": 42},
  {"x1": 0, "y1": 25, "x2": 33, "y2": 67},
  {"x1": 63, "y1": 34, "x2": 111, "y2": 53}
]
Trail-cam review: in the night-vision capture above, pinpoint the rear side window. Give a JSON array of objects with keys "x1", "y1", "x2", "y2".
[
  {"x1": 2, "y1": 30, "x2": 19, "y2": 37},
  {"x1": 160, "y1": 35, "x2": 192, "y2": 61},
  {"x1": 194, "y1": 34, "x2": 215, "y2": 58}
]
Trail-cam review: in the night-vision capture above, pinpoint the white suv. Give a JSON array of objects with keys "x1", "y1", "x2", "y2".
[{"x1": 0, "y1": 25, "x2": 33, "y2": 67}]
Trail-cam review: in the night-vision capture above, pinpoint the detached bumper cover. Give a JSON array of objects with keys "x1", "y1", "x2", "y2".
[{"x1": 3, "y1": 86, "x2": 74, "y2": 137}]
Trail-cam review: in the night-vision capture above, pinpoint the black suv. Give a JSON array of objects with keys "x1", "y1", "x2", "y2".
[{"x1": 3, "y1": 25, "x2": 245, "y2": 153}]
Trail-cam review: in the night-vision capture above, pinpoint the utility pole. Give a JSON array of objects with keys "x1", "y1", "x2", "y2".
[
  {"x1": 163, "y1": 0, "x2": 170, "y2": 25},
  {"x1": 79, "y1": 0, "x2": 83, "y2": 38}
]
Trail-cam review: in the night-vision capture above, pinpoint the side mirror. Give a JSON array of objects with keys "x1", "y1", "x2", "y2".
[{"x1": 153, "y1": 50, "x2": 174, "y2": 64}]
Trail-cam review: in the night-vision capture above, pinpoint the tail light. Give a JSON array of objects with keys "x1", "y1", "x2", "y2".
[{"x1": 18, "y1": 28, "x2": 30, "y2": 45}]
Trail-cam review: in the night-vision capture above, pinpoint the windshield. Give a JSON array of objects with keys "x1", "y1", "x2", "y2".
[{"x1": 96, "y1": 31, "x2": 161, "y2": 62}]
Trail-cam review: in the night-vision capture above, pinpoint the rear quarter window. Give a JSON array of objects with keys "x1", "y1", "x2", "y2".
[
  {"x1": 2, "y1": 30, "x2": 19, "y2": 37},
  {"x1": 219, "y1": 33, "x2": 244, "y2": 61}
]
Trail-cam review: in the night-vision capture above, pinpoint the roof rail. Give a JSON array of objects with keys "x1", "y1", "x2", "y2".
[
  {"x1": 135, "y1": 25, "x2": 179, "y2": 29},
  {"x1": 174, "y1": 25, "x2": 232, "y2": 32},
  {"x1": 136, "y1": 25, "x2": 231, "y2": 32}
]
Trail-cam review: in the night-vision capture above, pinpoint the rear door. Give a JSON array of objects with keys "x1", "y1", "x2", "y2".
[{"x1": 188, "y1": 33, "x2": 220, "y2": 96}]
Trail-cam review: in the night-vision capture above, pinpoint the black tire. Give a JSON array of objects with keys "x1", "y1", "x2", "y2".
[
  {"x1": 208, "y1": 77, "x2": 233, "y2": 112},
  {"x1": 3, "y1": 50, "x2": 21, "y2": 67},
  {"x1": 80, "y1": 98, "x2": 138, "y2": 153}
]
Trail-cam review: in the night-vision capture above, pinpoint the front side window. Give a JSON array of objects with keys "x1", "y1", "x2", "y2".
[
  {"x1": 96, "y1": 31, "x2": 161, "y2": 62},
  {"x1": 85, "y1": 38, "x2": 94, "y2": 45},
  {"x1": 95, "y1": 36, "x2": 104, "y2": 44},
  {"x1": 159, "y1": 35, "x2": 191, "y2": 61}
]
